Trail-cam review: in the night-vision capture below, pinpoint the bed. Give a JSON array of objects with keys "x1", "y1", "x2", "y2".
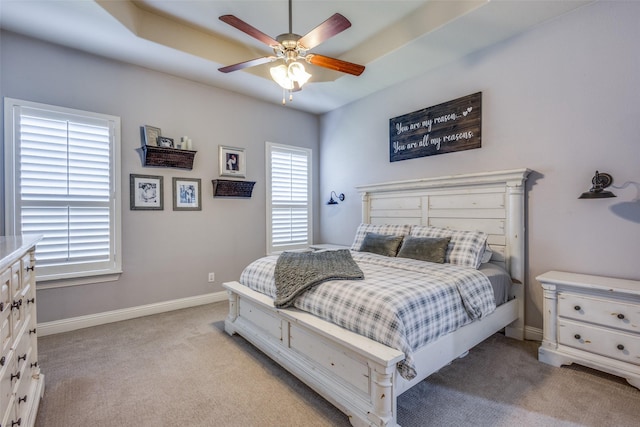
[{"x1": 224, "y1": 168, "x2": 530, "y2": 426}]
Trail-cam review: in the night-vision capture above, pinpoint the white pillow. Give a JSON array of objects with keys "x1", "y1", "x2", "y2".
[
  {"x1": 409, "y1": 225, "x2": 488, "y2": 269},
  {"x1": 350, "y1": 224, "x2": 411, "y2": 251}
]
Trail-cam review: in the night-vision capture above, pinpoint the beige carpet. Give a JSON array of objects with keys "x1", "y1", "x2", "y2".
[{"x1": 35, "y1": 302, "x2": 640, "y2": 427}]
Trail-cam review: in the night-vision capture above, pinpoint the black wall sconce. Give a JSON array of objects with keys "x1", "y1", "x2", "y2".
[
  {"x1": 327, "y1": 191, "x2": 345, "y2": 205},
  {"x1": 579, "y1": 171, "x2": 616, "y2": 199}
]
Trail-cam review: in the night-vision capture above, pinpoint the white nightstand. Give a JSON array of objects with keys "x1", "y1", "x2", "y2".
[
  {"x1": 538, "y1": 271, "x2": 640, "y2": 389},
  {"x1": 309, "y1": 244, "x2": 349, "y2": 251}
]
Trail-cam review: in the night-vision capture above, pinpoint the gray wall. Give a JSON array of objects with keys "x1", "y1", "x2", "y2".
[
  {"x1": 318, "y1": 1, "x2": 640, "y2": 331},
  {"x1": 2, "y1": 1, "x2": 639, "y2": 333},
  {"x1": 1, "y1": 31, "x2": 319, "y2": 323}
]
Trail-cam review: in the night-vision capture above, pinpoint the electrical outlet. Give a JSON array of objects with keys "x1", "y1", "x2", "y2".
[{"x1": 208, "y1": 272, "x2": 215, "y2": 282}]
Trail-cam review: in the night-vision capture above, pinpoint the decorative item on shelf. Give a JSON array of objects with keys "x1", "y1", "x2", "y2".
[
  {"x1": 157, "y1": 136, "x2": 174, "y2": 148},
  {"x1": 219, "y1": 145, "x2": 246, "y2": 178},
  {"x1": 212, "y1": 179, "x2": 256, "y2": 198},
  {"x1": 327, "y1": 191, "x2": 345, "y2": 205},
  {"x1": 579, "y1": 170, "x2": 616, "y2": 199},
  {"x1": 142, "y1": 125, "x2": 161, "y2": 146},
  {"x1": 178, "y1": 136, "x2": 193, "y2": 150},
  {"x1": 173, "y1": 177, "x2": 202, "y2": 211}
]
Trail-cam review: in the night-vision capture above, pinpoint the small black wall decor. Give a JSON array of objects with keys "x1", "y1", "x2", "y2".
[{"x1": 389, "y1": 92, "x2": 481, "y2": 162}]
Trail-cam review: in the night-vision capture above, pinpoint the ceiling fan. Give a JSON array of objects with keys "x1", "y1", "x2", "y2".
[{"x1": 218, "y1": 0, "x2": 365, "y2": 101}]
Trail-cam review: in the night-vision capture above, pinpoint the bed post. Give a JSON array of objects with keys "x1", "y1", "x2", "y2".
[
  {"x1": 366, "y1": 365, "x2": 397, "y2": 427},
  {"x1": 504, "y1": 170, "x2": 530, "y2": 340},
  {"x1": 361, "y1": 191, "x2": 371, "y2": 223},
  {"x1": 224, "y1": 286, "x2": 239, "y2": 336}
]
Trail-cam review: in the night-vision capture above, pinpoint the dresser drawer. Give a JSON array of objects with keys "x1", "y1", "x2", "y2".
[
  {"x1": 21, "y1": 253, "x2": 34, "y2": 290},
  {"x1": 558, "y1": 292, "x2": 640, "y2": 334},
  {"x1": 1, "y1": 394, "x2": 17, "y2": 427},
  {"x1": 558, "y1": 319, "x2": 640, "y2": 366},
  {"x1": 1, "y1": 305, "x2": 12, "y2": 360},
  {"x1": 15, "y1": 349, "x2": 33, "y2": 422},
  {"x1": 14, "y1": 326, "x2": 33, "y2": 369},
  {"x1": 0, "y1": 354, "x2": 14, "y2": 414},
  {"x1": 10, "y1": 260, "x2": 21, "y2": 299}
]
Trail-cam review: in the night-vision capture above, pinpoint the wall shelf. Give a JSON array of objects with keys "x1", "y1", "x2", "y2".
[
  {"x1": 139, "y1": 145, "x2": 196, "y2": 169},
  {"x1": 212, "y1": 179, "x2": 255, "y2": 198}
]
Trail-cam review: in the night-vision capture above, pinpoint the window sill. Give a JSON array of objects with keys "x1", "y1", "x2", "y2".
[{"x1": 36, "y1": 271, "x2": 122, "y2": 289}]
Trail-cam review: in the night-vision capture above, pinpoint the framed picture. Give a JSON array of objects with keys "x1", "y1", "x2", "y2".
[
  {"x1": 157, "y1": 136, "x2": 174, "y2": 148},
  {"x1": 219, "y1": 145, "x2": 246, "y2": 178},
  {"x1": 143, "y1": 125, "x2": 161, "y2": 146},
  {"x1": 173, "y1": 177, "x2": 201, "y2": 211},
  {"x1": 130, "y1": 174, "x2": 163, "y2": 210}
]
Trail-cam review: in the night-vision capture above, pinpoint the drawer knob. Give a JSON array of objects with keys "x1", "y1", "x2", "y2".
[
  {"x1": 26, "y1": 297, "x2": 35, "y2": 305},
  {"x1": 574, "y1": 334, "x2": 581, "y2": 340},
  {"x1": 11, "y1": 371, "x2": 20, "y2": 381},
  {"x1": 18, "y1": 395, "x2": 27, "y2": 404},
  {"x1": 31, "y1": 361, "x2": 38, "y2": 368},
  {"x1": 18, "y1": 354, "x2": 26, "y2": 362},
  {"x1": 0, "y1": 302, "x2": 3, "y2": 311},
  {"x1": 617, "y1": 313, "x2": 625, "y2": 320},
  {"x1": 0, "y1": 356, "x2": 5, "y2": 366},
  {"x1": 12, "y1": 418, "x2": 22, "y2": 426},
  {"x1": 25, "y1": 265, "x2": 34, "y2": 272},
  {"x1": 11, "y1": 299, "x2": 22, "y2": 310},
  {"x1": 29, "y1": 328, "x2": 37, "y2": 335},
  {"x1": 617, "y1": 344, "x2": 625, "y2": 351},
  {"x1": 574, "y1": 305, "x2": 581, "y2": 311}
]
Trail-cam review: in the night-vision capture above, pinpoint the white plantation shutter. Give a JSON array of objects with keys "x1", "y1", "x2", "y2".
[
  {"x1": 4, "y1": 98, "x2": 122, "y2": 282},
  {"x1": 266, "y1": 142, "x2": 312, "y2": 253}
]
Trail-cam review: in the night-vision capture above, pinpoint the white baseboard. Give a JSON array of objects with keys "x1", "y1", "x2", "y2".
[
  {"x1": 524, "y1": 326, "x2": 543, "y2": 342},
  {"x1": 38, "y1": 291, "x2": 228, "y2": 337}
]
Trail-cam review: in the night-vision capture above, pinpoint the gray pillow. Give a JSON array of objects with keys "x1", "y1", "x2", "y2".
[
  {"x1": 359, "y1": 232, "x2": 404, "y2": 257},
  {"x1": 397, "y1": 236, "x2": 451, "y2": 263}
]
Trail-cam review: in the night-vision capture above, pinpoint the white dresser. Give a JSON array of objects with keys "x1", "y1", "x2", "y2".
[
  {"x1": 538, "y1": 270, "x2": 640, "y2": 389},
  {"x1": 0, "y1": 235, "x2": 43, "y2": 427}
]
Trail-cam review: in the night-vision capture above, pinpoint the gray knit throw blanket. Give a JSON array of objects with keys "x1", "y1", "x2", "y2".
[{"x1": 274, "y1": 249, "x2": 364, "y2": 308}]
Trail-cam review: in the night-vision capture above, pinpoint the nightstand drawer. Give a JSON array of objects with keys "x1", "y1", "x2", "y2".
[
  {"x1": 558, "y1": 319, "x2": 640, "y2": 366},
  {"x1": 558, "y1": 292, "x2": 640, "y2": 334}
]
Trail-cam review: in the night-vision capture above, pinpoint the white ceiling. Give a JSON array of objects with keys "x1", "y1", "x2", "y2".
[{"x1": 0, "y1": 0, "x2": 591, "y2": 114}]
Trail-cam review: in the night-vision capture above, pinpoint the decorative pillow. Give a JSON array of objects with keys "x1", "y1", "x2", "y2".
[
  {"x1": 350, "y1": 224, "x2": 411, "y2": 251},
  {"x1": 359, "y1": 232, "x2": 404, "y2": 257},
  {"x1": 409, "y1": 225, "x2": 488, "y2": 268},
  {"x1": 396, "y1": 236, "x2": 451, "y2": 263},
  {"x1": 481, "y1": 244, "x2": 493, "y2": 264}
]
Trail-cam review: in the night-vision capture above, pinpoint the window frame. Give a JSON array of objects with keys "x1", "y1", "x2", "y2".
[
  {"x1": 4, "y1": 97, "x2": 122, "y2": 286},
  {"x1": 265, "y1": 141, "x2": 312, "y2": 254}
]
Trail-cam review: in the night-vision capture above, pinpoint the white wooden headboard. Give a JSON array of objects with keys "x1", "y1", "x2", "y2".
[{"x1": 355, "y1": 169, "x2": 531, "y2": 283}]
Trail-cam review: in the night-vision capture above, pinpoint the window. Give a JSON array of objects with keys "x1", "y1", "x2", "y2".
[
  {"x1": 266, "y1": 142, "x2": 312, "y2": 254},
  {"x1": 4, "y1": 98, "x2": 122, "y2": 283}
]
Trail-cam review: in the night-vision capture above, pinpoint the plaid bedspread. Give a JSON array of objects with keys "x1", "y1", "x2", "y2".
[{"x1": 239, "y1": 250, "x2": 496, "y2": 380}]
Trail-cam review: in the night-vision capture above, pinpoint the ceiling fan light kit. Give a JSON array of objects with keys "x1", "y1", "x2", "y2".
[{"x1": 218, "y1": 0, "x2": 365, "y2": 105}]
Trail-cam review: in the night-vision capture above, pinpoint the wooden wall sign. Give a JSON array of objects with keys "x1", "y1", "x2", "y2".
[{"x1": 389, "y1": 92, "x2": 481, "y2": 162}]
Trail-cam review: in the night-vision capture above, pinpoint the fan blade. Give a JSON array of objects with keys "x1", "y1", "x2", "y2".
[
  {"x1": 306, "y1": 54, "x2": 365, "y2": 76},
  {"x1": 219, "y1": 15, "x2": 280, "y2": 48},
  {"x1": 219, "y1": 56, "x2": 278, "y2": 73},
  {"x1": 298, "y1": 13, "x2": 351, "y2": 50}
]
